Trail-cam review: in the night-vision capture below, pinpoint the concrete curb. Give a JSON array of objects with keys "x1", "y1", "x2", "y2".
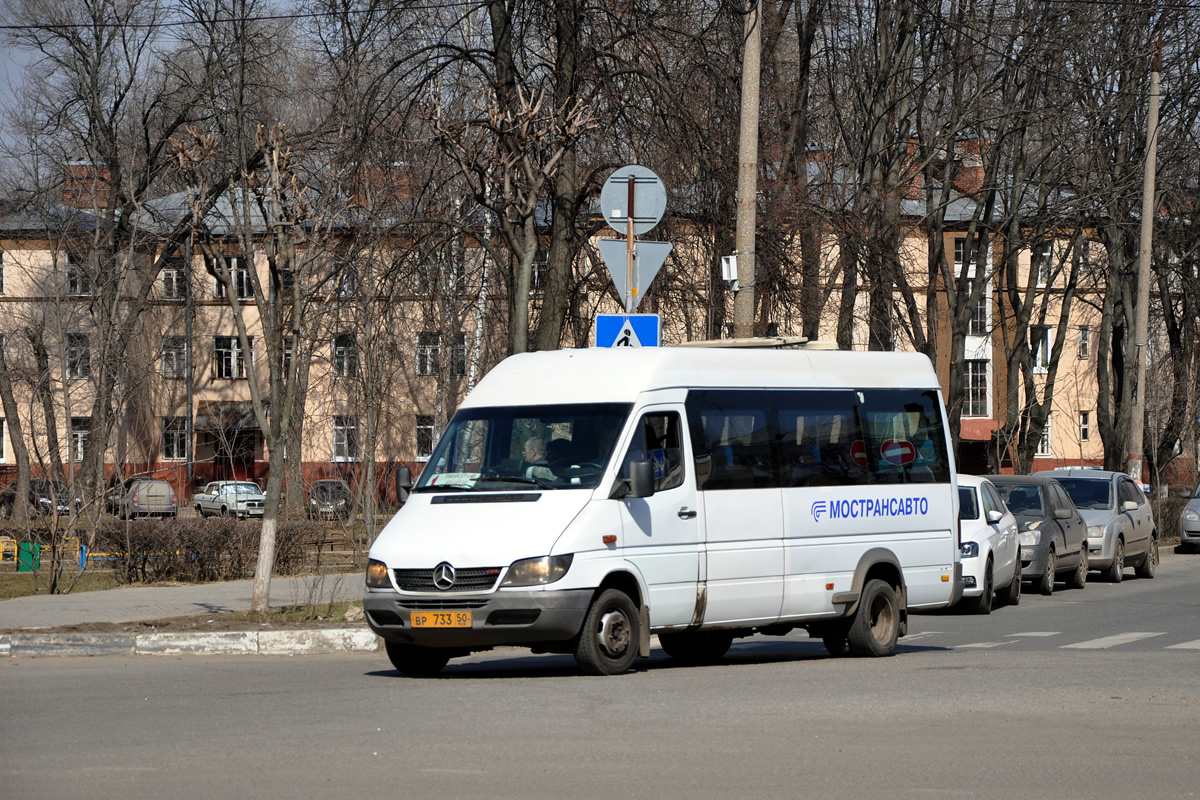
[{"x1": 0, "y1": 628, "x2": 380, "y2": 658}]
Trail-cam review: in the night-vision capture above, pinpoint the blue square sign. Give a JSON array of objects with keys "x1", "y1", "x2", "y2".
[{"x1": 596, "y1": 314, "x2": 661, "y2": 348}]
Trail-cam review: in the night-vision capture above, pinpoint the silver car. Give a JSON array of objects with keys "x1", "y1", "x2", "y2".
[
  {"x1": 1177, "y1": 482, "x2": 1200, "y2": 553},
  {"x1": 1054, "y1": 469, "x2": 1157, "y2": 582}
]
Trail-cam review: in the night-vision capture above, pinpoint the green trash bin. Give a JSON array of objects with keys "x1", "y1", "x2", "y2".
[{"x1": 17, "y1": 542, "x2": 40, "y2": 572}]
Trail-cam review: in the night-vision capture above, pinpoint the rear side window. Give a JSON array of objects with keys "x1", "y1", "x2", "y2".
[{"x1": 685, "y1": 387, "x2": 951, "y2": 491}]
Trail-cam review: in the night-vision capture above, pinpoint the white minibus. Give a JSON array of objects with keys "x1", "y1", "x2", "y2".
[{"x1": 365, "y1": 346, "x2": 963, "y2": 675}]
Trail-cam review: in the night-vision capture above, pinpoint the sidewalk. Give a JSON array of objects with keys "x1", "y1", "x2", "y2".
[{"x1": 0, "y1": 574, "x2": 379, "y2": 658}]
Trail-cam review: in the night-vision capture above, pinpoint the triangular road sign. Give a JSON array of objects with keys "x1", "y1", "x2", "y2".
[{"x1": 597, "y1": 239, "x2": 673, "y2": 313}]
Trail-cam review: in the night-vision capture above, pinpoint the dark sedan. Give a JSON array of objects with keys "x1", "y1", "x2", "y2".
[
  {"x1": 307, "y1": 479, "x2": 353, "y2": 520},
  {"x1": 990, "y1": 474, "x2": 1088, "y2": 596}
]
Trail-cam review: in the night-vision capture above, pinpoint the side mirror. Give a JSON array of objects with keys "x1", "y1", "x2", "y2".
[
  {"x1": 1121, "y1": 500, "x2": 1138, "y2": 512},
  {"x1": 986, "y1": 509, "x2": 1004, "y2": 524},
  {"x1": 396, "y1": 466, "x2": 413, "y2": 504},
  {"x1": 628, "y1": 460, "x2": 656, "y2": 499},
  {"x1": 1054, "y1": 507, "x2": 1072, "y2": 520}
]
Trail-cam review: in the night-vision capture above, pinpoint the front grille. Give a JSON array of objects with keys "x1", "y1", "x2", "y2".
[
  {"x1": 393, "y1": 567, "x2": 502, "y2": 593},
  {"x1": 399, "y1": 598, "x2": 490, "y2": 610}
]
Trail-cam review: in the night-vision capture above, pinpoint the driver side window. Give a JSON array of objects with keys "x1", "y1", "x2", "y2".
[{"x1": 622, "y1": 411, "x2": 685, "y2": 492}]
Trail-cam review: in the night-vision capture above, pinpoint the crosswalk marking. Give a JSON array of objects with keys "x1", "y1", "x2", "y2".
[
  {"x1": 1007, "y1": 631, "x2": 1060, "y2": 638},
  {"x1": 1165, "y1": 639, "x2": 1200, "y2": 650},
  {"x1": 1061, "y1": 632, "x2": 1165, "y2": 649},
  {"x1": 958, "y1": 641, "x2": 1017, "y2": 649}
]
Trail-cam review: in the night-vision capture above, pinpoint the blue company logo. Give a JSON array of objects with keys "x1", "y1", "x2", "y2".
[{"x1": 811, "y1": 497, "x2": 930, "y2": 522}]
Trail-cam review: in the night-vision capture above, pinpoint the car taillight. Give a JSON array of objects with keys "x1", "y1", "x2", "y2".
[
  {"x1": 171, "y1": 491, "x2": 177, "y2": 504},
  {"x1": 132, "y1": 492, "x2": 139, "y2": 503}
]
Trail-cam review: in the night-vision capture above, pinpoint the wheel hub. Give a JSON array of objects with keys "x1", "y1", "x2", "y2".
[{"x1": 597, "y1": 609, "x2": 631, "y2": 656}]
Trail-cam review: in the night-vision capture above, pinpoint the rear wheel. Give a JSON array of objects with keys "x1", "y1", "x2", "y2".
[
  {"x1": 963, "y1": 559, "x2": 994, "y2": 615},
  {"x1": 574, "y1": 588, "x2": 640, "y2": 675},
  {"x1": 1105, "y1": 538, "x2": 1124, "y2": 583},
  {"x1": 658, "y1": 630, "x2": 734, "y2": 665},
  {"x1": 846, "y1": 579, "x2": 900, "y2": 657},
  {"x1": 1038, "y1": 549, "x2": 1056, "y2": 596},
  {"x1": 1135, "y1": 535, "x2": 1158, "y2": 579},
  {"x1": 384, "y1": 641, "x2": 451, "y2": 676}
]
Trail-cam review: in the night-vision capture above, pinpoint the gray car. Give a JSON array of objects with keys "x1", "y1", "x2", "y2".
[
  {"x1": 990, "y1": 475, "x2": 1089, "y2": 596},
  {"x1": 115, "y1": 478, "x2": 178, "y2": 519},
  {"x1": 1054, "y1": 468, "x2": 1157, "y2": 581}
]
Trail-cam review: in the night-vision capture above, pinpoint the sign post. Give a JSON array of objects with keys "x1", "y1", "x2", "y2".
[{"x1": 598, "y1": 165, "x2": 670, "y2": 314}]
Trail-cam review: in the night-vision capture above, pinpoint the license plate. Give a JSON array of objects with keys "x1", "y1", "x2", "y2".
[{"x1": 411, "y1": 611, "x2": 472, "y2": 628}]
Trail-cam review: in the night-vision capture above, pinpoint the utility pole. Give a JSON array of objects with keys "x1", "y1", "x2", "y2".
[
  {"x1": 733, "y1": 0, "x2": 761, "y2": 338},
  {"x1": 1127, "y1": 36, "x2": 1161, "y2": 485}
]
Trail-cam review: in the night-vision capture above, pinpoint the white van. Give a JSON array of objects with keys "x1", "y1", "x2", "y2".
[{"x1": 365, "y1": 346, "x2": 962, "y2": 675}]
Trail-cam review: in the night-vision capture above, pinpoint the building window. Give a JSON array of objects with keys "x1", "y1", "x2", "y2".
[
  {"x1": 531, "y1": 250, "x2": 547, "y2": 293},
  {"x1": 213, "y1": 257, "x2": 252, "y2": 299},
  {"x1": 333, "y1": 333, "x2": 358, "y2": 379},
  {"x1": 1036, "y1": 414, "x2": 1052, "y2": 456},
  {"x1": 953, "y1": 236, "x2": 975, "y2": 278},
  {"x1": 71, "y1": 417, "x2": 90, "y2": 462},
  {"x1": 1078, "y1": 326, "x2": 1090, "y2": 360},
  {"x1": 282, "y1": 336, "x2": 294, "y2": 376},
  {"x1": 161, "y1": 257, "x2": 187, "y2": 299},
  {"x1": 214, "y1": 336, "x2": 250, "y2": 379},
  {"x1": 335, "y1": 260, "x2": 358, "y2": 298},
  {"x1": 1032, "y1": 241, "x2": 1053, "y2": 287},
  {"x1": 968, "y1": 289, "x2": 989, "y2": 336},
  {"x1": 965, "y1": 360, "x2": 989, "y2": 417},
  {"x1": 333, "y1": 415, "x2": 359, "y2": 461},
  {"x1": 450, "y1": 333, "x2": 467, "y2": 378},
  {"x1": 275, "y1": 269, "x2": 296, "y2": 303},
  {"x1": 1031, "y1": 325, "x2": 1052, "y2": 373},
  {"x1": 416, "y1": 414, "x2": 435, "y2": 461},
  {"x1": 1079, "y1": 410, "x2": 1090, "y2": 442},
  {"x1": 162, "y1": 417, "x2": 188, "y2": 460},
  {"x1": 416, "y1": 332, "x2": 440, "y2": 376},
  {"x1": 66, "y1": 253, "x2": 92, "y2": 296},
  {"x1": 66, "y1": 333, "x2": 91, "y2": 380},
  {"x1": 162, "y1": 336, "x2": 187, "y2": 379}
]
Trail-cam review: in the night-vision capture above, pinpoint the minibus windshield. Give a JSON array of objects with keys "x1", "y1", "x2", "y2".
[{"x1": 413, "y1": 403, "x2": 632, "y2": 492}]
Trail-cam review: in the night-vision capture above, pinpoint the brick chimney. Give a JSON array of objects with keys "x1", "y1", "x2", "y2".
[{"x1": 62, "y1": 162, "x2": 112, "y2": 209}]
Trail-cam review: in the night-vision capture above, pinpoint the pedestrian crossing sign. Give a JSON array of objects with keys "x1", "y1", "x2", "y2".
[{"x1": 595, "y1": 314, "x2": 661, "y2": 348}]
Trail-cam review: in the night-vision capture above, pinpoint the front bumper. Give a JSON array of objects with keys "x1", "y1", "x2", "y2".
[
  {"x1": 1180, "y1": 519, "x2": 1200, "y2": 546},
  {"x1": 364, "y1": 588, "x2": 593, "y2": 649},
  {"x1": 959, "y1": 557, "x2": 984, "y2": 598},
  {"x1": 1085, "y1": 535, "x2": 1115, "y2": 570},
  {"x1": 1019, "y1": 544, "x2": 1051, "y2": 579}
]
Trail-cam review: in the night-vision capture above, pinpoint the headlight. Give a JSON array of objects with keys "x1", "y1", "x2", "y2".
[
  {"x1": 961, "y1": 541, "x2": 979, "y2": 558},
  {"x1": 366, "y1": 559, "x2": 391, "y2": 588},
  {"x1": 1087, "y1": 525, "x2": 1103, "y2": 539},
  {"x1": 1019, "y1": 530, "x2": 1042, "y2": 546},
  {"x1": 501, "y1": 555, "x2": 573, "y2": 587},
  {"x1": 309, "y1": 498, "x2": 317, "y2": 506},
  {"x1": 1183, "y1": 509, "x2": 1199, "y2": 523}
]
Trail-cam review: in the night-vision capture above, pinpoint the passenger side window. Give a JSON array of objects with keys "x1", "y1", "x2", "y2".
[
  {"x1": 983, "y1": 483, "x2": 1008, "y2": 517},
  {"x1": 1118, "y1": 479, "x2": 1144, "y2": 506},
  {"x1": 686, "y1": 390, "x2": 774, "y2": 490},
  {"x1": 1051, "y1": 484, "x2": 1074, "y2": 513},
  {"x1": 622, "y1": 412, "x2": 685, "y2": 492},
  {"x1": 858, "y1": 389, "x2": 951, "y2": 484},
  {"x1": 772, "y1": 390, "x2": 867, "y2": 487}
]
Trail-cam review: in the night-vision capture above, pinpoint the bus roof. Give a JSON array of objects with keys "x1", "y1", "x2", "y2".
[{"x1": 462, "y1": 347, "x2": 940, "y2": 408}]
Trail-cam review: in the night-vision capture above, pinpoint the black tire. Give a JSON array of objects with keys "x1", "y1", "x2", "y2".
[
  {"x1": 574, "y1": 588, "x2": 640, "y2": 675},
  {"x1": 963, "y1": 559, "x2": 994, "y2": 615},
  {"x1": 1105, "y1": 538, "x2": 1124, "y2": 583},
  {"x1": 1135, "y1": 535, "x2": 1158, "y2": 579},
  {"x1": 846, "y1": 579, "x2": 900, "y2": 657},
  {"x1": 384, "y1": 641, "x2": 451, "y2": 676},
  {"x1": 1068, "y1": 546, "x2": 1088, "y2": 590},
  {"x1": 658, "y1": 630, "x2": 734, "y2": 665},
  {"x1": 1038, "y1": 548, "x2": 1055, "y2": 596},
  {"x1": 1002, "y1": 562, "x2": 1022, "y2": 606}
]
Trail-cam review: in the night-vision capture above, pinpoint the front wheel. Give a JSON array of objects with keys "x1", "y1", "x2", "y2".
[
  {"x1": 963, "y1": 560, "x2": 994, "y2": 615},
  {"x1": 574, "y1": 588, "x2": 640, "y2": 675},
  {"x1": 1002, "y1": 562, "x2": 1022, "y2": 606},
  {"x1": 658, "y1": 630, "x2": 733, "y2": 665},
  {"x1": 1106, "y1": 538, "x2": 1124, "y2": 583},
  {"x1": 385, "y1": 641, "x2": 451, "y2": 676},
  {"x1": 1068, "y1": 547, "x2": 1088, "y2": 590},
  {"x1": 1135, "y1": 535, "x2": 1158, "y2": 579},
  {"x1": 846, "y1": 579, "x2": 900, "y2": 657},
  {"x1": 1038, "y1": 549, "x2": 1056, "y2": 596}
]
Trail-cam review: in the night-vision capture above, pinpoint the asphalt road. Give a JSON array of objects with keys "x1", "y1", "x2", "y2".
[{"x1": 2, "y1": 554, "x2": 1197, "y2": 799}]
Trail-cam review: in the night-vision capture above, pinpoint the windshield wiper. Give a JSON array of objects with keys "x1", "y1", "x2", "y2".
[
  {"x1": 412, "y1": 484, "x2": 475, "y2": 493},
  {"x1": 480, "y1": 474, "x2": 555, "y2": 489}
]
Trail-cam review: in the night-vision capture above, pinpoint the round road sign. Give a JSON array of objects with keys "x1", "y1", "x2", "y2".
[{"x1": 600, "y1": 165, "x2": 667, "y2": 236}]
